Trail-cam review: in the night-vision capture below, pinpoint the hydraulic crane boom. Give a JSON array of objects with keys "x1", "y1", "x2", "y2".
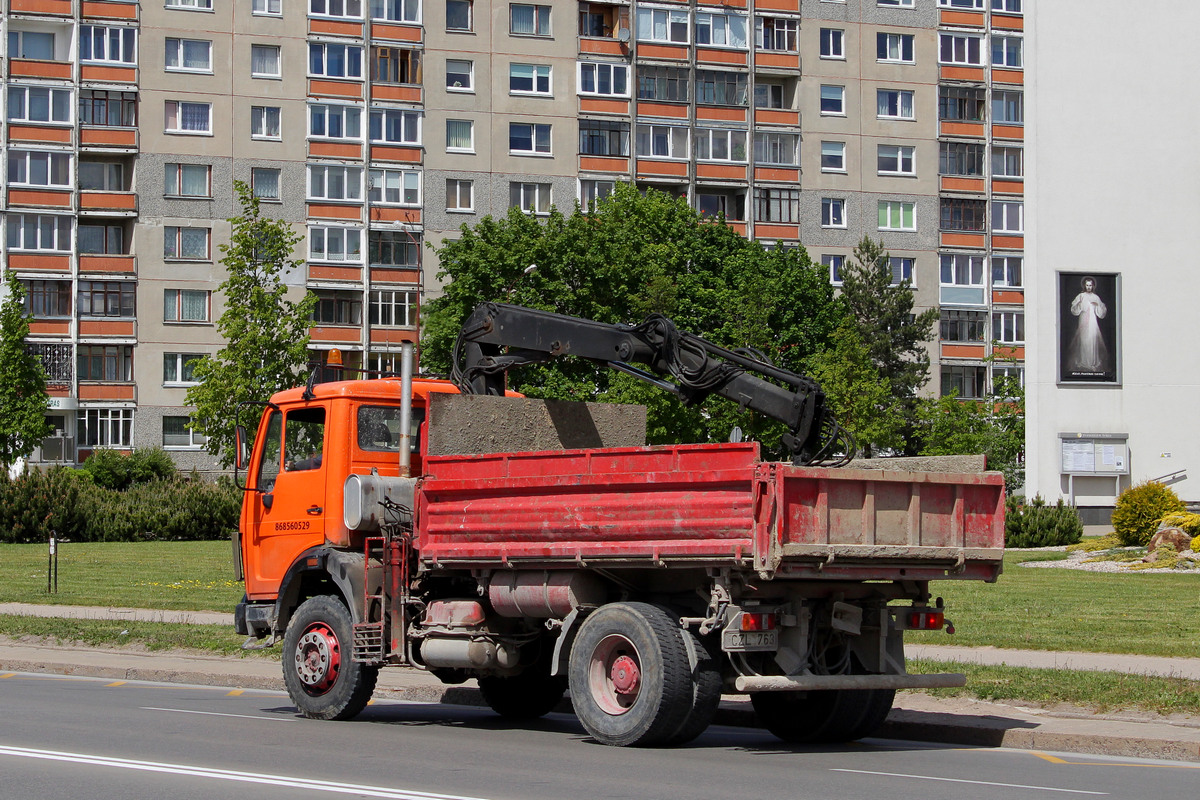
[{"x1": 452, "y1": 302, "x2": 849, "y2": 465}]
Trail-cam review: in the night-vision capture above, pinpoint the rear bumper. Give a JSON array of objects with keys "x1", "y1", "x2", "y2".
[{"x1": 733, "y1": 672, "x2": 967, "y2": 693}]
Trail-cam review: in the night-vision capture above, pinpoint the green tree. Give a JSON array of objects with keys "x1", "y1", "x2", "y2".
[
  {"x1": 0, "y1": 270, "x2": 52, "y2": 471},
  {"x1": 807, "y1": 319, "x2": 900, "y2": 456},
  {"x1": 187, "y1": 181, "x2": 317, "y2": 467},
  {"x1": 838, "y1": 237, "x2": 938, "y2": 455},
  {"x1": 421, "y1": 185, "x2": 847, "y2": 454}
]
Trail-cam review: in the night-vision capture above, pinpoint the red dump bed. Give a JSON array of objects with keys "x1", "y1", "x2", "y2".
[{"x1": 415, "y1": 442, "x2": 1005, "y2": 582}]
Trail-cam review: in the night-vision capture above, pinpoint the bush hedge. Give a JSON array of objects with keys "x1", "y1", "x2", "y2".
[
  {"x1": 1112, "y1": 481, "x2": 1186, "y2": 547},
  {"x1": 1004, "y1": 494, "x2": 1084, "y2": 548}
]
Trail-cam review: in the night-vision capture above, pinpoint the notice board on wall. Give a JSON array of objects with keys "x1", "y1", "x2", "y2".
[{"x1": 1059, "y1": 434, "x2": 1128, "y2": 475}]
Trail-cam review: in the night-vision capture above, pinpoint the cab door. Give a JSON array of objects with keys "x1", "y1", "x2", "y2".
[{"x1": 243, "y1": 405, "x2": 329, "y2": 599}]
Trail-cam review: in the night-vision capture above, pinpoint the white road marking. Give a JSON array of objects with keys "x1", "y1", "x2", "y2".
[
  {"x1": 0, "y1": 745, "x2": 492, "y2": 800},
  {"x1": 140, "y1": 706, "x2": 297, "y2": 723},
  {"x1": 830, "y1": 768, "x2": 1108, "y2": 795}
]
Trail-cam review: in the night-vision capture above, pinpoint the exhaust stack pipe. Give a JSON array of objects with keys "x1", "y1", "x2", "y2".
[{"x1": 399, "y1": 342, "x2": 414, "y2": 478}]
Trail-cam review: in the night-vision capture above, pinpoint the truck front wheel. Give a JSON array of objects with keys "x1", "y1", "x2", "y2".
[
  {"x1": 568, "y1": 602, "x2": 692, "y2": 747},
  {"x1": 282, "y1": 595, "x2": 379, "y2": 720}
]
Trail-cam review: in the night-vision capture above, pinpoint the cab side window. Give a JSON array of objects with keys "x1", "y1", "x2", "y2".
[
  {"x1": 256, "y1": 411, "x2": 283, "y2": 491},
  {"x1": 357, "y1": 405, "x2": 425, "y2": 453},
  {"x1": 283, "y1": 407, "x2": 327, "y2": 472}
]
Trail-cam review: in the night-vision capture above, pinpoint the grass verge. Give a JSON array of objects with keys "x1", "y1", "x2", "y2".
[
  {"x1": 0, "y1": 616, "x2": 273, "y2": 658},
  {"x1": 910, "y1": 658, "x2": 1200, "y2": 717}
]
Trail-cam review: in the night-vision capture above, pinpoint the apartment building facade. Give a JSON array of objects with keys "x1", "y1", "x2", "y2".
[{"x1": 3, "y1": 0, "x2": 1023, "y2": 472}]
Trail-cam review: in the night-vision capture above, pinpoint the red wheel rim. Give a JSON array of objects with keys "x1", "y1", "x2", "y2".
[
  {"x1": 295, "y1": 622, "x2": 342, "y2": 695},
  {"x1": 588, "y1": 634, "x2": 642, "y2": 716}
]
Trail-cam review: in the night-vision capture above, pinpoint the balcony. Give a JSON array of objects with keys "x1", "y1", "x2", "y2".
[
  {"x1": 81, "y1": 126, "x2": 139, "y2": 152},
  {"x1": 8, "y1": 58, "x2": 72, "y2": 81},
  {"x1": 7, "y1": 123, "x2": 73, "y2": 146},
  {"x1": 79, "y1": 190, "x2": 138, "y2": 215},
  {"x1": 10, "y1": 0, "x2": 72, "y2": 15}
]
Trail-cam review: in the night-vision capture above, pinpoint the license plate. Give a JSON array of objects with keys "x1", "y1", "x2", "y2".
[{"x1": 722, "y1": 629, "x2": 779, "y2": 652}]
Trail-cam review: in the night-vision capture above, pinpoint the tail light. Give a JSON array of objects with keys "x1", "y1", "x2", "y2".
[
  {"x1": 907, "y1": 609, "x2": 944, "y2": 630},
  {"x1": 740, "y1": 612, "x2": 777, "y2": 632}
]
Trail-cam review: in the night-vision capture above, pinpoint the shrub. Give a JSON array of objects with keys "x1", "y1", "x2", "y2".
[
  {"x1": 83, "y1": 475, "x2": 240, "y2": 541},
  {"x1": 0, "y1": 466, "x2": 94, "y2": 543},
  {"x1": 81, "y1": 447, "x2": 177, "y2": 491},
  {"x1": 1111, "y1": 481, "x2": 1185, "y2": 547},
  {"x1": 1159, "y1": 511, "x2": 1200, "y2": 538},
  {"x1": 1004, "y1": 494, "x2": 1084, "y2": 548}
]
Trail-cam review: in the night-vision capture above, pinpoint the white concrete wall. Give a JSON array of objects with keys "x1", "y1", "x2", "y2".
[{"x1": 1027, "y1": 2, "x2": 1200, "y2": 507}]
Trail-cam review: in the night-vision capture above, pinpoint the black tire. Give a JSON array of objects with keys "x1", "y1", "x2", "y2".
[
  {"x1": 568, "y1": 602, "x2": 693, "y2": 747},
  {"x1": 750, "y1": 689, "x2": 868, "y2": 744},
  {"x1": 478, "y1": 643, "x2": 569, "y2": 720},
  {"x1": 282, "y1": 595, "x2": 379, "y2": 721},
  {"x1": 663, "y1": 628, "x2": 722, "y2": 746},
  {"x1": 844, "y1": 688, "x2": 895, "y2": 741}
]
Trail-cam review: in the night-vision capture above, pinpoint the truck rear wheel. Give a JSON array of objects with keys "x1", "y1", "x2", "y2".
[
  {"x1": 663, "y1": 628, "x2": 721, "y2": 746},
  {"x1": 283, "y1": 595, "x2": 378, "y2": 721},
  {"x1": 568, "y1": 602, "x2": 692, "y2": 747},
  {"x1": 750, "y1": 689, "x2": 869, "y2": 744},
  {"x1": 478, "y1": 644, "x2": 568, "y2": 720}
]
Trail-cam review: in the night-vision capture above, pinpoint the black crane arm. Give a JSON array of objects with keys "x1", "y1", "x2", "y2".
[{"x1": 452, "y1": 302, "x2": 849, "y2": 466}]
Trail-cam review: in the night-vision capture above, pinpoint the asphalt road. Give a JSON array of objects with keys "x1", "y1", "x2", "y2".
[{"x1": 2, "y1": 672, "x2": 1196, "y2": 800}]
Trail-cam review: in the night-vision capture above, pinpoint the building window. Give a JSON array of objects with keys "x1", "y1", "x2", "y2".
[
  {"x1": 165, "y1": 226, "x2": 211, "y2": 260},
  {"x1": 878, "y1": 200, "x2": 915, "y2": 231},
  {"x1": 888, "y1": 257, "x2": 914, "y2": 285},
  {"x1": 509, "y1": 122, "x2": 551, "y2": 154},
  {"x1": 446, "y1": 178, "x2": 474, "y2": 211},
  {"x1": 578, "y1": 62, "x2": 629, "y2": 97},
  {"x1": 580, "y1": 119, "x2": 631, "y2": 157},
  {"x1": 821, "y1": 198, "x2": 846, "y2": 228},
  {"x1": 820, "y1": 28, "x2": 844, "y2": 59},
  {"x1": 992, "y1": 146, "x2": 1023, "y2": 178},
  {"x1": 637, "y1": 66, "x2": 689, "y2": 102},
  {"x1": 369, "y1": 168, "x2": 420, "y2": 205},
  {"x1": 446, "y1": 0, "x2": 472, "y2": 30},
  {"x1": 164, "y1": 163, "x2": 212, "y2": 198},
  {"x1": 79, "y1": 224, "x2": 125, "y2": 254},
  {"x1": 579, "y1": 2, "x2": 619, "y2": 37},
  {"x1": 940, "y1": 198, "x2": 986, "y2": 232},
  {"x1": 942, "y1": 365, "x2": 987, "y2": 400},
  {"x1": 80, "y1": 91, "x2": 136, "y2": 127},
  {"x1": 939, "y1": 33, "x2": 982, "y2": 65},
  {"x1": 877, "y1": 144, "x2": 915, "y2": 175},
  {"x1": 878, "y1": 0, "x2": 914, "y2": 6},
  {"x1": 580, "y1": 179, "x2": 616, "y2": 209},
  {"x1": 165, "y1": 100, "x2": 212, "y2": 134},
  {"x1": 309, "y1": 43, "x2": 363, "y2": 78},
  {"x1": 696, "y1": 71, "x2": 746, "y2": 105},
  {"x1": 9, "y1": 30, "x2": 56, "y2": 60},
  {"x1": 940, "y1": 310, "x2": 986, "y2": 343},
  {"x1": 820, "y1": 85, "x2": 845, "y2": 115},
  {"x1": 446, "y1": 119, "x2": 474, "y2": 152},
  {"x1": 510, "y1": 182, "x2": 551, "y2": 214},
  {"x1": 992, "y1": 201, "x2": 1023, "y2": 233},
  {"x1": 992, "y1": 311, "x2": 1024, "y2": 344},
  {"x1": 755, "y1": 16, "x2": 797, "y2": 52},
  {"x1": 309, "y1": 226, "x2": 363, "y2": 262},
  {"x1": 7, "y1": 150, "x2": 71, "y2": 187},
  {"x1": 165, "y1": 38, "x2": 211, "y2": 72},
  {"x1": 511, "y1": 3, "x2": 551, "y2": 35},
  {"x1": 164, "y1": 289, "x2": 211, "y2": 322},
  {"x1": 251, "y1": 106, "x2": 282, "y2": 139},
  {"x1": 251, "y1": 44, "x2": 282, "y2": 77},
  {"x1": 251, "y1": 167, "x2": 281, "y2": 200},
  {"x1": 7, "y1": 215, "x2": 72, "y2": 252},
  {"x1": 372, "y1": 46, "x2": 422, "y2": 84},
  {"x1": 939, "y1": 141, "x2": 985, "y2": 176},
  {"x1": 993, "y1": 90, "x2": 1024, "y2": 123},
  {"x1": 694, "y1": 128, "x2": 746, "y2": 162},
  {"x1": 310, "y1": 0, "x2": 364, "y2": 18},
  {"x1": 992, "y1": 35, "x2": 1022, "y2": 68},
  {"x1": 754, "y1": 131, "x2": 799, "y2": 166},
  {"x1": 77, "y1": 345, "x2": 133, "y2": 382},
  {"x1": 79, "y1": 281, "x2": 135, "y2": 317},
  {"x1": 878, "y1": 32, "x2": 914, "y2": 63},
  {"x1": 167, "y1": 0, "x2": 213, "y2": 8},
  {"x1": 370, "y1": 290, "x2": 417, "y2": 327},
  {"x1": 755, "y1": 81, "x2": 786, "y2": 109},
  {"x1": 940, "y1": 253, "x2": 984, "y2": 287},
  {"x1": 510, "y1": 63, "x2": 551, "y2": 95},
  {"x1": 80, "y1": 25, "x2": 137, "y2": 65},
  {"x1": 877, "y1": 88, "x2": 914, "y2": 120},
  {"x1": 308, "y1": 164, "x2": 363, "y2": 201},
  {"x1": 823, "y1": 254, "x2": 844, "y2": 285},
  {"x1": 991, "y1": 366, "x2": 1024, "y2": 398},
  {"x1": 636, "y1": 124, "x2": 688, "y2": 159},
  {"x1": 22, "y1": 280, "x2": 72, "y2": 317},
  {"x1": 310, "y1": 104, "x2": 363, "y2": 140},
  {"x1": 636, "y1": 8, "x2": 689, "y2": 44},
  {"x1": 79, "y1": 161, "x2": 126, "y2": 191},
  {"x1": 444, "y1": 59, "x2": 473, "y2": 91},
  {"x1": 372, "y1": 0, "x2": 420, "y2": 21},
  {"x1": 939, "y1": 86, "x2": 985, "y2": 121},
  {"x1": 696, "y1": 191, "x2": 744, "y2": 220},
  {"x1": 254, "y1": 0, "x2": 282, "y2": 14},
  {"x1": 992, "y1": 256, "x2": 1022, "y2": 288},
  {"x1": 820, "y1": 141, "x2": 845, "y2": 172},
  {"x1": 369, "y1": 231, "x2": 419, "y2": 267},
  {"x1": 78, "y1": 408, "x2": 133, "y2": 448},
  {"x1": 8, "y1": 85, "x2": 72, "y2": 123},
  {"x1": 370, "y1": 109, "x2": 422, "y2": 144},
  {"x1": 939, "y1": 0, "x2": 984, "y2": 8},
  {"x1": 754, "y1": 187, "x2": 800, "y2": 223},
  {"x1": 697, "y1": 12, "x2": 749, "y2": 48},
  {"x1": 312, "y1": 292, "x2": 363, "y2": 325},
  {"x1": 163, "y1": 416, "x2": 207, "y2": 448},
  {"x1": 993, "y1": 0, "x2": 1021, "y2": 12}
]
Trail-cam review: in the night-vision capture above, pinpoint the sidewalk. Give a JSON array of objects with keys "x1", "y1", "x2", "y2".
[{"x1": 3, "y1": 603, "x2": 1199, "y2": 762}]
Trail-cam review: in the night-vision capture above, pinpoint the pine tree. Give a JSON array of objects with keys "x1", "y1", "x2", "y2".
[{"x1": 0, "y1": 271, "x2": 52, "y2": 471}]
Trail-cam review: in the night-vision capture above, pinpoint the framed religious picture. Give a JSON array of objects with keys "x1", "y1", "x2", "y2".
[{"x1": 1058, "y1": 272, "x2": 1120, "y2": 384}]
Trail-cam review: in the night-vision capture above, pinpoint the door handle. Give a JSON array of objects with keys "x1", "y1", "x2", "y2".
[{"x1": 307, "y1": 505, "x2": 323, "y2": 516}]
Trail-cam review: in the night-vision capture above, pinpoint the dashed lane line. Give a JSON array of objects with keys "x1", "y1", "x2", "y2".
[{"x1": 140, "y1": 706, "x2": 298, "y2": 723}]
